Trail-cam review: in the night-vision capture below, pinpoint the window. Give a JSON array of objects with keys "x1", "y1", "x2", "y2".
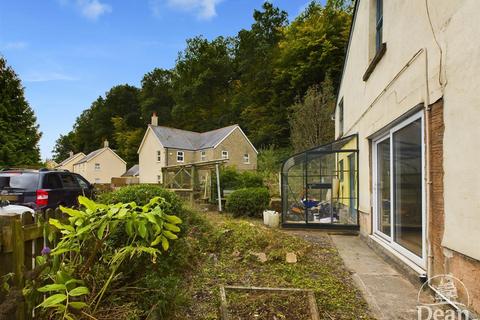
[
  {"x1": 243, "y1": 153, "x2": 250, "y2": 164},
  {"x1": 95, "y1": 163, "x2": 100, "y2": 171},
  {"x1": 221, "y1": 150, "x2": 228, "y2": 160},
  {"x1": 338, "y1": 160, "x2": 344, "y2": 182},
  {"x1": 373, "y1": 113, "x2": 424, "y2": 266},
  {"x1": 201, "y1": 151, "x2": 206, "y2": 161},
  {"x1": 94, "y1": 178, "x2": 100, "y2": 184},
  {"x1": 375, "y1": 0, "x2": 383, "y2": 53},
  {"x1": 338, "y1": 99, "x2": 344, "y2": 137},
  {"x1": 60, "y1": 174, "x2": 78, "y2": 188},
  {"x1": 177, "y1": 151, "x2": 184, "y2": 163},
  {"x1": 156, "y1": 150, "x2": 161, "y2": 162},
  {"x1": 157, "y1": 175, "x2": 162, "y2": 183},
  {"x1": 74, "y1": 175, "x2": 90, "y2": 189},
  {"x1": 42, "y1": 174, "x2": 62, "y2": 189}
]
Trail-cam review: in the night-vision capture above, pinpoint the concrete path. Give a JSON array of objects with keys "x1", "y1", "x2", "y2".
[
  {"x1": 330, "y1": 235, "x2": 421, "y2": 319},
  {"x1": 286, "y1": 231, "x2": 425, "y2": 319}
]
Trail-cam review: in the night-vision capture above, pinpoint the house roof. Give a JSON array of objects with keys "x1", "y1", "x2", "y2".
[
  {"x1": 74, "y1": 147, "x2": 126, "y2": 165},
  {"x1": 122, "y1": 164, "x2": 139, "y2": 177},
  {"x1": 149, "y1": 124, "x2": 240, "y2": 150},
  {"x1": 56, "y1": 152, "x2": 85, "y2": 167}
]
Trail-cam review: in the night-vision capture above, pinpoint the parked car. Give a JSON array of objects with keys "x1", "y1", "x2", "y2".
[{"x1": 0, "y1": 169, "x2": 94, "y2": 211}]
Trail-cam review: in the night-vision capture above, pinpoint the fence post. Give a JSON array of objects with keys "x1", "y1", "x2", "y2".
[{"x1": 12, "y1": 216, "x2": 26, "y2": 320}]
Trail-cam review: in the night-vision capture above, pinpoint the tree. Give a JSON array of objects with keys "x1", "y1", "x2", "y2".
[
  {"x1": 140, "y1": 68, "x2": 175, "y2": 126},
  {"x1": 52, "y1": 132, "x2": 76, "y2": 163},
  {"x1": 0, "y1": 56, "x2": 41, "y2": 166},
  {"x1": 289, "y1": 76, "x2": 336, "y2": 152},
  {"x1": 112, "y1": 117, "x2": 144, "y2": 167}
]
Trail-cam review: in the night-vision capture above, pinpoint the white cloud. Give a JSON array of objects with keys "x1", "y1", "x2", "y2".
[
  {"x1": 76, "y1": 0, "x2": 112, "y2": 20},
  {"x1": 23, "y1": 72, "x2": 78, "y2": 83},
  {"x1": 1, "y1": 41, "x2": 28, "y2": 50},
  {"x1": 151, "y1": 0, "x2": 222, "y2": 20}
]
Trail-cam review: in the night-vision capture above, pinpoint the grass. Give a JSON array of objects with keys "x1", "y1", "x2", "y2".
[{"x1": 170, "y1": 212, "x2": 373, "y2": 320}]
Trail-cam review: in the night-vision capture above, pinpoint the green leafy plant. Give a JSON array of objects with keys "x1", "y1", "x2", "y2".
[
  {"x1": 225, "y1": 187, "x2": 270, "y2": 218},
  {"x1": 32, "y1": 196, "x2": 182, "y2": 319}
]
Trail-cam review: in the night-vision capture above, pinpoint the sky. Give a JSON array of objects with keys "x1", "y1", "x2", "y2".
[{"x1": 0, "y1": 0, "x2": 313, "y2": 161}]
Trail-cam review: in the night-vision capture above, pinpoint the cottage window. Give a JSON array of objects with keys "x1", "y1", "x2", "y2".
[
  {"x1": 338, "y1": 99, "x2": 344, "y2": 137},
  {"x1": 177, "y1": 151, "x2": 184, "y2": 163},
  {"x1": 95, "y1": 163, "x2": 100, "y2": 171},
  {"x1": 157, "y1": 175, "x2": 162, "y2": 183},
  {"x1": 243, "y1": 153, "x2": 250, "y2": 164},
  {"x1": 221, "y1": 151, "x2": 229, "y2": 160},
  {"x1": 375, "y1": 0, "x2": 383, "y2": 53},
  {"x1": 156, "y1": 150, "x2": 161, "y2": 162},
  {"x1": 201, "y1": 151, "x2": 206, "y2": 161}
]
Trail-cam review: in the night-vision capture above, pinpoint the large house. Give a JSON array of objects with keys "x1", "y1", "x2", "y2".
[
  {"x1": 138, "y1": 114, "x2": 257, "y2": 184},
  {"x1": 336, "y1": 0, "x2": 480, "y2": 314},
  {"x1": 72, "y1": 141, "x2": 126, "y2": 184}
]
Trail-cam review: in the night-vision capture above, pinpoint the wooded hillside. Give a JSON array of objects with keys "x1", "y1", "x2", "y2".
[{"x1": 53, "y1": 1, "x2": 352, "y2": 166}]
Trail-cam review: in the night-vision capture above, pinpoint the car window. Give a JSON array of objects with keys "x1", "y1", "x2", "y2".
[
  {"x1": 0, "y1": 173, "x2": 39, "y2": 190},
  {"x1": 60, "y1": 174, "x2": 79, "y2": 188},
  {"x1": 42, "y1": 174, "x2": 63, "y2": 189},
  {"x1": 74, "y1": 175, "x2": 89, "y2": 189}
]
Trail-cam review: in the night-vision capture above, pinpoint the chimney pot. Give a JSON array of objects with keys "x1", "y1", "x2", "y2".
[
  {"x1": 151, "y1": 112, "x2": 158, "y2": 126},
  {"x1": 69, "y1": 151, "x2": 74, "y2": 157},
  {"x1": 104, "y1": 140, "x2": 109, "y2": 148}
]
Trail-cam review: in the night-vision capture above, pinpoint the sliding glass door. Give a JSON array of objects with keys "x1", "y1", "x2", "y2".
[{"x1": 373, "y1": 113, "x2": 425, "y2": 267}]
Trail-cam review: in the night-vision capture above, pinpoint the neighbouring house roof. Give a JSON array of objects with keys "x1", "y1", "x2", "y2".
[
  {"x1": 74, "y1": 147, "x2": 126, "y2": 165},
  {"x1": 56, "y1": 152, "x2": 86, "y2": 167},
  {"x1": 122, "y1": 164, "x2": 139, "y2": 177},
  {"x1": 149, "y1": 124, "x2": 253, "y2": 151}
]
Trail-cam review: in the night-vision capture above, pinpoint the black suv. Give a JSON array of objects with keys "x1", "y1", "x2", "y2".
[{"x1": 0, "y1": 169, "x2": 94, "y2": 211}]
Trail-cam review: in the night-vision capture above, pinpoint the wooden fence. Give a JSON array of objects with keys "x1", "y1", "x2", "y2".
[{"x1": 0, "y1": 209, "x2": 57, "y2": 320}]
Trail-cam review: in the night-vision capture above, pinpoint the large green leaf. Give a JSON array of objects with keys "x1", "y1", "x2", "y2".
[
  {"x1": 138, "y1": 221, "x2": 147, "y2": 238},
  {"x1": 164, "y1": 223, "x2": 180, "y2": 233},
  {"x1": 78, "y1": 196, "x2": 97, "y2": 211},
  {"x1": 69, "y1": 301, "x2": 88, "y2": 310},
  {"x1": 161, "y1": 236, "x2": 169, "y2": 251},
  {"x1": 38, "y1": 294, "x2": 67, "y2": 308},
  {"x1": 37, "y1": 283, "x2": 66, "y2": 293},
  {"x1": 163, "y1": 230, "x2": 178, "y2": 240},
  {"x1": 68, "y1": 286, "x2": 90, "y2": 297},
  {"x1": 164, "y1": 214, "x2": 182, "y2": 225},
  {"x1": 60, "y1": 206, "x2": 85, "y2": 218}
]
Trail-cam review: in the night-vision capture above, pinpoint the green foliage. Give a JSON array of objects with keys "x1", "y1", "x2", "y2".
[
  {"x1": 226, "y1": 187, "x2": 270, "y2": 218},
  {"x1": 52, "y1": 1, "x2": 352, "y2": 158},
  {"x1": 220, "y1": 167, "x2": 264, "y2": 190},
  {"x1": 289, "y1": 76, "x2": 336, "y2": 152},
  {"x1": 258, "y1": 146, "x2": 291, "y2": 175},
  {"x1": 0, "y1": 56, "x2": 41, "y2": 166},
  {"x1": 97, "y1": 184, "x2": 182, "y2": 211},
  {"x1": 29, "y1": 196, "x2": 182, "y2": 319}
]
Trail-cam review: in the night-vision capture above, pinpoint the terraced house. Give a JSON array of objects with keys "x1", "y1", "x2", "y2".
[
  {"x1": 336, "y1": 0, "x2": 480, "y2": 315},
  {"x1": 138, "y1": 113, "x2": 257, "y2": 184}
]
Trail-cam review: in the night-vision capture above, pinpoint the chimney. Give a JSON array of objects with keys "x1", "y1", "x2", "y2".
[
  {"x1": 104, "y1": 140, "x2": 109, "y2": 148},
  {"x1": 69, "y1": 151, "x2": 74, "y2": 158},
  {"x1": 151, "y1": 112, "x2": 158, "y2": 126}
]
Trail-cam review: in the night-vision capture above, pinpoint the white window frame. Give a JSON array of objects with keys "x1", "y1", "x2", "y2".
[
  {"x1": 201, "y1": 151, "x2": 206, "y2": 161},
  {"x1": 156, "y1": 150, "x2": 161, "y2": 162},
  {"x1": 94, "y1": 163, "x2": 100, "y2": 171},
  {"x1": 177, "y1": 151, "x2": 184, "y2": 163},
  {"x1": 221, "y1": 150, "x2": 229, "y2": 160},
  {"x1": 372, "y1": 112, "x2": 426, "y2": 268},
  {"x1": 243, "y1": 153, "x2": 250, "y2": 164}
]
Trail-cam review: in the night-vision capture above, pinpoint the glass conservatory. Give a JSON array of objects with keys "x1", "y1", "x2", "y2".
[{"x1": 281, "y1": 135, "x2": 359, "y2": 229}]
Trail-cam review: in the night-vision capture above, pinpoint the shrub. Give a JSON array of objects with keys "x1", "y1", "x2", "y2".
[
  {"x1": 219, "y1": 167, "x2": 264, "y2": 191},
  {"x1": 97, "y1": 184, "x2": 182, "y2": 213},
  {"x1": 226, "y1": 187, "x2": 270, "y2": 218}
]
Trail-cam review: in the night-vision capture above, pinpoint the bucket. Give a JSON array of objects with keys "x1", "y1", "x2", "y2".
[{"x1": 267, "y1": 212, "x2": 280, "y2": 228}]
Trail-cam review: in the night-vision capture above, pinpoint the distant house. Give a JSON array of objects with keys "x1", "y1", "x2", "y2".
[
  {"x1": 122, "y1": 164, "x2": 139, "y2": 177},
  {"x1": 138, "y1": 113, "x2": 257, "y2": 184},
  {"x1": 56, "y1": 151, "x2": 86, "y2": 172},
  {"x1": 72, "y1": 141, "x2": 126, "y2": 184}
]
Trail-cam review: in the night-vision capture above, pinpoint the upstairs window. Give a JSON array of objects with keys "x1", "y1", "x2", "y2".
[
  {"x1": 222, "y1": 151, "x2": 229, "y2": 160},
  {"x1": 375, "y1": 0, "x2": 383, "y2": 53},
  {"x1": 338, "y1": 99, "x2": 344, "y2": 137},
  {"x1": 201, "y1": 151, "x2": 206, "y2": 161},
  {"x1": 177, "y1": 151, "x2": 184, "y2": 163},
  {"x1": 243, "y1": 153, "x2": 250, "y2": 164},
  {"x1": 156, "y1": 150, "x2": 161, "y2": 162},
  {"x1": 95, "y1": 163, "x2": 101, "y2": 171}
]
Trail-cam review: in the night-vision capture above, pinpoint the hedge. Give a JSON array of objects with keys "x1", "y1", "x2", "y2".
[{"x1": 225, "y1": 187, "x2": 270, "y2": 218}]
